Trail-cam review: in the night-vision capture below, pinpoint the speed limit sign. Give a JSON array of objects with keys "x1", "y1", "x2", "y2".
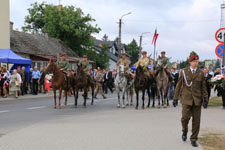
[{"x1": 215, "y1": 28, "x2": 225, "y2": 43}]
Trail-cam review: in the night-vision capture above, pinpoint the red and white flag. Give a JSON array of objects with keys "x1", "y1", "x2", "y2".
[{"x1": 152, "y1": 28, "x2": 159, "y2": 45}]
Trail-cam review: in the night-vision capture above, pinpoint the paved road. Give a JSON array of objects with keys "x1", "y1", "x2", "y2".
[{"x1": 0, "y1": 92, "x2": 224, "y2": 150}]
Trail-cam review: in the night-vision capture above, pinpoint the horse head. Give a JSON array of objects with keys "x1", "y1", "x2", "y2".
[
  {"x1": 46, "y1": 57, "x2": 58, "y2": 74},
  {"x1": 118, "y1": 63, "x2": 125, "y2": 75},
  {"x1": 76, "y1": 64, "x2": 86, "y2": 79}
]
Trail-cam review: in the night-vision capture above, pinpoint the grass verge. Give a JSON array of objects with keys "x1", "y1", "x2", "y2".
[
  {"x1": 208, "y1": 97, "x2": 222, "y2": 107},
  {"x1": 199, "y1": 133, "x2": 225, "y2": 150}
]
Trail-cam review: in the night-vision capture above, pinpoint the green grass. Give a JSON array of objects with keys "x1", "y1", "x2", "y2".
[
  {"x1": 208, "y1": 97, "x2": 223, "y2": 107},
  {"x1": 199, "y1": 133, "x2": 225, "y2": 150}
]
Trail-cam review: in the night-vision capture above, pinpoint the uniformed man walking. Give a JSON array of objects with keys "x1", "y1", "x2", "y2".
[
  {"x1": 173, "y1": 53, "x2": 208, "y2": 147},
  {"x1": 94, "y1": 67, "x2": 107, "y2": 99},
  {"x1": 56, "y1": 53, "x2": 69, "y2": 72}
]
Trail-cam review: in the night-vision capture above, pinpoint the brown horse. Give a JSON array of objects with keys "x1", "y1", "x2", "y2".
[
  {"x1": 46, "y1": 58, "x2": 70, "y2": 109},
  {"x1": 134, "y1": 66, "x2": 152, "y2": 109},
  {"x1": 74, "y1": 64, "x2": 95, "y2": 107}
]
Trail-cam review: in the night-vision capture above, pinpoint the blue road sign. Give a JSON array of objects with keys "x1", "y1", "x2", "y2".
[{"x1": 215, "y1": 44, "x2": 223, "y2": 59}]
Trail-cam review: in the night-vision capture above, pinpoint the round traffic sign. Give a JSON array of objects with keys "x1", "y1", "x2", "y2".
[
  {"x1": 215, "y1": 44, "x2": 223, "y2": 58},
  {"x1": 215, "y1": 28, "x2": 225, "y2": 43}
]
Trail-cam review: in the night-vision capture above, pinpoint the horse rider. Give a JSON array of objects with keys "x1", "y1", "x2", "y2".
[
  {"x1": 135, "y1": 51, "x2": 152, "y2": 78},
  {"x1": 56, "y1": 53, "x2": 70, "y2": 87},
  {"x1": 78, "y1": 55, "x2": 94, "y2": 84},
  {"x1": 156, "y1": 51, "x2": 172, "y2": 81},
  {"x1": 56, "y1": 53, "x2": 69, "y2": 73},
  {"x1": 116, "y1": 53, "x2": 130, "y2": 77}
]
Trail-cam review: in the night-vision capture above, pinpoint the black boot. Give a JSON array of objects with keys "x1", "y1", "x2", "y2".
[
  {"x1": 182, "y1": 133, "x2": 187, "y2": 142},
  {"x1": 191, "y1": 141, "x2": 198, "y2": 147}
]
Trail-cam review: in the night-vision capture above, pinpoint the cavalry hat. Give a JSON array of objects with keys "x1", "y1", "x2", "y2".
[
  {"x1": 122, "y1": 52, "x2": 126, "y2": 55},
  {"x1": 142, "y1": 51, "x2": 147, "y2": 54},
  {"x1": 161, "y1": 51, "x2": 166, "y2": 54},
  {"x1": 61, "y1": 53, "x2": 66, "y2": 57},
  {"x1": 189, "y1": 54, "x2": 199, "y2": 62},
  {"x1": 83, "y1": 55, "x2": 87, "y2": 58}
]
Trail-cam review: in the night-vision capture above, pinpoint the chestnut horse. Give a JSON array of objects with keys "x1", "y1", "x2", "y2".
[
  {"x1": 46, "y1": 58, "x2": 71, "y2": 109},
  {"x1": 74, "y1": 64, "x2": 95, "y2": 107}
]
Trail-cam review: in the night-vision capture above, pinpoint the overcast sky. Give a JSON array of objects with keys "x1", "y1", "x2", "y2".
[{"x1": 10, "y1": 0, "x2": 224, "y2": 62}]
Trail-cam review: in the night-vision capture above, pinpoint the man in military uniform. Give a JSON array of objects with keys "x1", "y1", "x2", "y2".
[
  {"x1": 56, "y1": 53, "x2": 69, "y2": 72},
  {"x1": 135, "y1": 51, "x2": 151, "y2": 78},
  {"x1": 173, "y1": 53, "x2": 208, "y2": 147},
  {"x1": 156, "y1": 51, "x2": 172, "y2": 81},
  {"x1": 78, "y1": 55, "x2": 90, "y2": 75},
  {"x1": 94, "y1": 67, "x2": 107, "y2": 99},
  {"x1": 116, "y1": 53, "x2": 129, "y2": 73}
]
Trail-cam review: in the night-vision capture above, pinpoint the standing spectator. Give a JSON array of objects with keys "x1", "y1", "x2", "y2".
[
  {"x1": 104, "y1": 68, "x2": 113, "y2": 94},
  {"x1": 214, "y1": 68, "x2": 222, "y2": 96},
  {"x1": 39, "y1": 67, "x2": 46, "y2": 94},
  {"x1": 169, "y1": 67, "x2": 178, "y2": 99},
  {"x1": 208, "y1": 68, "x2": 214, "y2": 77},
  {"x1": 45, "y1": 73, "x2": 52, "y2": 95},
  {"x1": 10, "y1": 69, "x2": 21, "y2": 98},
  {"x1": 94, "y1": 67, "x2": 107, "y2": 99},
  {"x1": 32, "y1": 66, "x2": 40, "y2": 95},
  {"x1": 203, "y1": 68, "x2": 213, "y2": 99},
  {"x1": 17, "y1": 66, "x2": 23, "y2": 95},
  {"x1": 21, "y1": 67, "x2": 28, "y2": 95},
  {"x1": 28, "y1": 68, "x2": 33, "y2": 94},
  {"x1": 0, "y1": 67, "x2": 10, "y2": 98}
]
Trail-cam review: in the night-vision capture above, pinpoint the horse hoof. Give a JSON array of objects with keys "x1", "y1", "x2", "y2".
[
  {"x1": 91, "y1": 103, "x2": 94, "y2": 105},
  {"x1": 130, "y1": 103, "x2": 133, "y2": 106},
  {"x1": 126, "y1": 103, "x2": 129, "y2": 106},
  {"x1": 122, "y1": 105, "x2": 125, "y2": 109},
  {"x1": 117, "y1": 104, "x2": 121, "y2": 108},
  {"x1": 135, "y1": 107, "x2": 138, "y2": 110},
  {"x1": 164, "y1": 106, "x2": 167, "y2": 108},
  {"x1": 58, "y1": 106, "x2": 61, "y2": 109},
  {"x1": 152, "y1": 105, "x2": 155, "y2": 108}
]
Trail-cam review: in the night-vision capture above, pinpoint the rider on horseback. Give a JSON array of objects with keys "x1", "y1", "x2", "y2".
[
  {"x1": 156, "y1": 51, "x2": 172, "y2": 82},
  {"x1": 116, "y1": 53, "x2": 129, "y2": 76},
  {"x1": 56, "y1": 53, "x2": 69, "y2": 72},
  {"x1": 135, "y1": 51, "x2": 151, "y2": 78},
  {"x1": 78, "y1": 55, "x2": 94, "y2": 84},
  {"x1": 56, "y1": 53, "x2": 70, "y2": 88}
]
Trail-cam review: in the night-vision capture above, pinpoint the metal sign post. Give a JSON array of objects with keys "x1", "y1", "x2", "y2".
[{"x1": 223, "y1": 33, "x2": 225, "y2": 67}]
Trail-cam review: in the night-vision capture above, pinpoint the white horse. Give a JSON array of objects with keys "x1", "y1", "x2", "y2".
[{"x1": 115, "y1": 63, "x2": 127, "y2": 108}]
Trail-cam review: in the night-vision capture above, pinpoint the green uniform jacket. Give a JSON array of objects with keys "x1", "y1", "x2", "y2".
[
  {"x1": 78, "y1": 60, "x2": 89, "y2": 73},
  {"x1": 156, "y1": 57, "x2": 170, "y2": 66},
  {"x1": 56, "y1": 59, "x2": 69, "y2": 71},
  {"x1": 174, "y1": 67, "x2": 208, "y2": 106}
]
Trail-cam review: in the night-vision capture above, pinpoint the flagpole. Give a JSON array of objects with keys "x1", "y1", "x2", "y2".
[{"x1": 153, "y1": 41, "x2": 156, "y2": 70}]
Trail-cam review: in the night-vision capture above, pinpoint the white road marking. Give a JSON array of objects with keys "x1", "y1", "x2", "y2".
[
  {"x1": 66, "y1": 97, "x2": 116, "y2": 105},
  {"x1": 0, "y1": 110, "x2": 10, "y2": 113},
  {"x1": 27, "y1": 106, "x2": 47, "y2": 110}
]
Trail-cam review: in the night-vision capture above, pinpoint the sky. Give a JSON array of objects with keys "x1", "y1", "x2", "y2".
[{"x1": 10, "y1": 0, "x2": 225, "y2": 62}]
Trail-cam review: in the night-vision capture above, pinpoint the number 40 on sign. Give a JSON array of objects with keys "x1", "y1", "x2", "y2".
[{"x1": 215, "y1": 28, "x2": 225, "y2": 43}]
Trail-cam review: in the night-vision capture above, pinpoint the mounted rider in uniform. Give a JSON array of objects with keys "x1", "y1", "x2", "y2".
[
  {"x1": 116, "y1": 53, "x2": 129, "y2": 75},
  {"x1": 156, "y1": 51, "x2": 172, "y2": 81},
  {"x1": 56, "y1": 53, "x2": 70, "y2": 87},
  {"x1": 78, "y1": 55, "x2": 94, "y2": 84},
  {"x1": 135, "y1": 51, "x2": 152, "y2": 79}
]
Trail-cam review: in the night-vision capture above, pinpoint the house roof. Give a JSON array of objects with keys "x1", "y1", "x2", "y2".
[
  {"x1": 92, "y1": 38, "x2": 129, "y2": 62},
  {"x1": 10, "y1": 30, "x2": 79, "y2": 58}
]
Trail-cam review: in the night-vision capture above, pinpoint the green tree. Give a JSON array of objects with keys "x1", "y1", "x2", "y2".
[
  {"x1": 22, "y1": 2, "x2": 101, "y2": 56},
  {"x1": 214, "y1": 59, "x2": 221, "y2": 70},
  {"x1": 126, "y1": 39, "x2": 140, "y2": 66},
  {"x1": 85, "y1": 43, "x2": 109, "y2": 69},
  {"x1": 102, "y1": 34, "x2": 109, "y2": 41}
]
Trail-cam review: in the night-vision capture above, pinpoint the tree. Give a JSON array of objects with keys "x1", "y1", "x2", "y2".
[
  {"x1": 102, "y1": 34, "x2": 109, "y2": 41},
  {"x1": 214, "y1": 59, "x2": 221, "y2": 70},
  {"x1": 126, "y1": 39, "x2": 140, "y2": 66},
  {"x1": 22, "y1": 2, "x2": 101, "y2": 56},
  {"x1": 85, "y1": 43, "x2": 109, "y2": 69}
]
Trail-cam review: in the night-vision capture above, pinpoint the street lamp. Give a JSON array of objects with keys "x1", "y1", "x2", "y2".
[
  {"x1": 118, "y1": 12, "x2": 132, "y2": 58},
  {"x1": 139, "y1": 32, "x2": 150, "y2": 58}
]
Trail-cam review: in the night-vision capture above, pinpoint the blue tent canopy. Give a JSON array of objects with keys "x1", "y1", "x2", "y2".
[{"x1": 0, "y1": 49, "x2": 32, "y2": 64}]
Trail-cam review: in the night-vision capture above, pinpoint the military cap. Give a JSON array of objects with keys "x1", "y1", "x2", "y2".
[
  {"x1": 61, "y1": 53, "x2": 66, "y2": 57},
  {"x1": 83, "y1": 55, "x2": 87, "y2": 58},
  {"x1": 161, "y1": 51, "x2": 166, "y2": 54},
  {"x1": 142, "y1": 51, "x2": 147, "y2": 54},
  {"x1": 189, "y1": 54, "x2": 199, "y2": 62}
]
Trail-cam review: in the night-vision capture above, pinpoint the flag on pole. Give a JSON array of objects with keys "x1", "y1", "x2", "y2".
[{"x1": 152, "y1": 28, "x2": 159, "y2": 45}]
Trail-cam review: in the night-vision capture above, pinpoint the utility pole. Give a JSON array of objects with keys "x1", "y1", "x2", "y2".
[
  {"x1": 118, "y1": 19, "x2": 122, "y2": 58},
  {"x1": 118, "y1": 12, "x2": 131, "y2": 58},
  {"x1": 138, "y1": 32, "x2": 150, "y2": 59},
  {"x1": 223, "y1": 33, "x2": 225, "y2": 67},
  {"x1": 139, "y1": 35, "x2": 142, "y2": 58}
]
